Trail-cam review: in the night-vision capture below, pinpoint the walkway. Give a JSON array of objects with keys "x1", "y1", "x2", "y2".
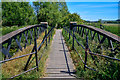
[{"x1": 45, "y1": 29, "x2": 76, "y2": 78}]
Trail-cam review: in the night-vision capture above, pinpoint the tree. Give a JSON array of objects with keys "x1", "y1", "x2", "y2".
[
  {"x1": 2, "y1": 2, "x2": 36, "y2": 26},
  {"x1": 98, "y1": 19, "x2": 102, "y2": 24},
  {"x1": 33, "y1": 2, "x2": 70, "y2": 27},
  {"x1": 57, "y1": 2, "x2": 69, "y2": 27},
  {"x1": 2, "y1": 2, "x2": 84, "y2": 27},
  {"x1": 63, "y1": 13, "x2": 84, "y2": 26},
  {"x1": 33, "y1": 2, "x2": 41, "y2": 23},
  {"x1": 37, "y1": 2, "x2": 61, "y2": 27}
]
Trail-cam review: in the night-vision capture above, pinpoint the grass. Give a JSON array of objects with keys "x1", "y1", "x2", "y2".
[
  {"x1": 84, "y1": 23, "x2": 119, "y2": 36},
  {"x1": 1, "y1": 26, "x2": 53, "y2": 59},
  {"x1": 0, "y1": 65, "x2": 1, "y2": 80},
  {"x1": 62, "y1": 28, "x2": 120, "y2": 79},
  {"x1": 102, "y1": 24, "x2": 119, "y2": 36},
  {"x1": 2, "y1": 28, "x2": 55, "y2": 79},
  {"x1": 103, "y1": 24, "x2": 119, "y2": 26},
  {"x1": 1, "y1": 26, "x2": 26, "y2": 36}
]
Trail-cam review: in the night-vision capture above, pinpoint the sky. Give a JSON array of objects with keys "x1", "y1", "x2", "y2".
[
  {"x1": 29, "y1": 0, "x2": 119, "y2": 2},
  {"x1": 29, "y1": 0, "x2": 119, "y2": 21},
  {"x1": 64, "y1": 0, "x2": 119, "y2": 2},
  {"x1": 66, "y1": 2, "x2": 118, "y2": 21}
]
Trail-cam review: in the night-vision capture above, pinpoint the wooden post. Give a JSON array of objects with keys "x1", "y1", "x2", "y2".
[
  {"x1": 34, "y1": 27, "x2": 39, "y2": 71},
  {"x1": 70, "y1": 22, "x2": 77, "y2": 50},
  {"x1": 84, "y1": 32, "x2": 89, "y2": 70},
  {"x1": 69, "y1": 28, "x2": 70, "y2": 40},
  {"x1": 72, "y1": 30, "x2": 74, "y2": 50},
  {"x1": 45, "y1": 30, "x2": 47, "y2": 47},
  {"x1": 49, "y1": 30, "x2": 50, "y2": 43},
  {"x1": 78, "y1": 27, "x2": 79, "y2": 33},
  {"x1": 70, "y1": 22, "x2": 77, "y2": 30},
  {"x1": 41, "y1": 22, "x2": 48, "y2": 48}
]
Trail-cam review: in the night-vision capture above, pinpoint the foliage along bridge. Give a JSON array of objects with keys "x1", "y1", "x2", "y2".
[{"x1": 0, "y1": 22, "x2": 120, "y2": 79}]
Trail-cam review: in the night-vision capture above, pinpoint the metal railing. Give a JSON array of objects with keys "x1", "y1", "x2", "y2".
[
  {"x1": 0, "y1": 24, "x2": 54, "y2": 78},
  {"x1": 63, "y1": 24, "x2": 120, "y2": 71}
]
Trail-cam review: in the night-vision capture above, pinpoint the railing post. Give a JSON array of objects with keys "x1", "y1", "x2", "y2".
[
  {"x1": 70, "y1": 22, "x2": 77, "y2": 50},
  {"x1": 34, "y1": 27, "x2": 39, "y2": 71},
  {"x1": 78, "y1": 27, "x2": 79, "y2": 33},
  {"x1": 45, "y1": 29, "x2": 47, "y2": 47},
  {"x1": 84, "y1": 30, "x2": 89, "y2": 70},
  {"x1": 41, "y1": 22, "x2": 48, "y2": 48},
  {"x1": 72, "y1": 30, "x2": 74, "y2": 50},
  {"x1": 49, "y1": 31, "x2": 50, "y2": 43},
  {"x1": 69, "y1": 28, "x2": 71, "y2": 40}
]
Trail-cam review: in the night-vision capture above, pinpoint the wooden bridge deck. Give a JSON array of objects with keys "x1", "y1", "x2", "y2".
[{"x1": 44, "y1": 29, "x2": 76, "y2": 78}]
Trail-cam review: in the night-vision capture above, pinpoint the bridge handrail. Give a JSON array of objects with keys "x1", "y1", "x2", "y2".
[
  {"x1": 1, "y1": 24, "x2": 54, "y2": 79},
  {"x1": 63, "y1": 24, "x2": 120, "y2": 72},
  {"x1": 0, "y1": 25, "x2": 42, "y2": 44},
  {"x1": 73, "y1": 24, "x2": 120, "y2": 42},
  {"x1": 10, "y1": 26, "x2": 54, "y2": 78},
  {"x1": 64, "y1": 27, "x2": 120, "y2": 60}
]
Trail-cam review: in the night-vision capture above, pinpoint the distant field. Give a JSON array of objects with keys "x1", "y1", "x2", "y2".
[
  {"x1": 102, "y1": 23, "x2": 119, "y2": 36},
  {"x1": 103, "y1": 24, "x2": 119, "y2": 26},
  {"x1": 85, "y1": 23, "x2": 119, "y2": 36}
]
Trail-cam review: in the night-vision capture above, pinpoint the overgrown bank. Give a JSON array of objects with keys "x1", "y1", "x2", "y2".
[
  {"x1": 2, "y1": 28, "x2": 55, "y2": 79},
  {"x1": 62, "y1": 28, "x2": 120, "y2": 80}
]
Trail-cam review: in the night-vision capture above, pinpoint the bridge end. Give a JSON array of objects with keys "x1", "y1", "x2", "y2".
[
  {"x1": 41, "y1": 22, "x2": 48, "y2": 29},
  {"x1": 70, "y1": 22, "x2": 77, "y2": 30}
]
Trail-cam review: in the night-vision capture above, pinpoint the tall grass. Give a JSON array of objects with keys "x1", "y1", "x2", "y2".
[
  {"x1": 103, "y1": 24, "x2": 119, "y2": 36},
  {"x1": 85, "y1": 23, "x2": 119, "y2": 36},
  {"x1": 62, "y1": 29, "x2": 120, "y2": 79},
  {"x1": 1, "y1": 26, "x2": 52, "y2": 59},
  {"x1": 2, "y1": 28, "x2": 55, "y2": 79}
]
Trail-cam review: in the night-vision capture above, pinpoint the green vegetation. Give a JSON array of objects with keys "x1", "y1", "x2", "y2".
[
  {"x1": 33, "y1": 2, "x2": 84, "y2": 28},
  {"x1": 84, "y1": 23, "x2": 119, "y2": 36},
  {"x1": 1, "y1": 26, "x2": 25, "y2": 36},
  {"x1": 2, "y1": 26, "x2": 52, "y2": 58},
  {"x1": 103, "y1": 24, "x2": 119, "y2": 36},
  {"x1": 1, "y1": 1, "x2": 119, "y2": 80},
  {"x1": 2, "y1": 2, "x2": 84, "y2": 28},
  {"x1": 2, "y1": 28, "x2": 55, "y2": 79},
  {"x1": 62, "y1": 28, "x2": 120, "y2": 79},
  {"x1": 2, "y1": 2, "x2": 36, "y2": 26}
]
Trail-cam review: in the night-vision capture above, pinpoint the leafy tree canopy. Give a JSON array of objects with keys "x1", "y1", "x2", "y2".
[
  {"x1": 2, "y1": 2, "x2": 36, "y2": 26},
  {"x1": 2, "y1": 2, "x2": 84, "y2": 27}
]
